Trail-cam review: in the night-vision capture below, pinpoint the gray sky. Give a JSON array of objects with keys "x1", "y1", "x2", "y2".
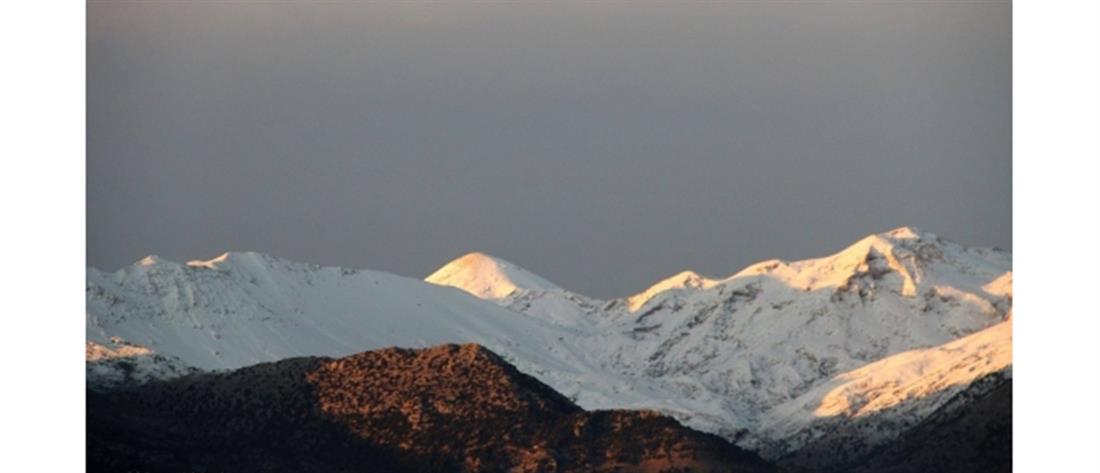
[{"x1": 87, "y1": 2, "x2": 1011, "y2": 298}]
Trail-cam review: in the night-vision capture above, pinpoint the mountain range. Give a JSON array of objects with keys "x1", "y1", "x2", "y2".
[{"x1": 86, "y1": 226, "x2": 1011, "y2": 471}]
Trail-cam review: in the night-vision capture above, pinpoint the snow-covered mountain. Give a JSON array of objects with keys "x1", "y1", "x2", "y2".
[
  {"x1": 425, "y1": 251, "x2": 561, "y2": 299},
  {"x1": 626, "y1": 270, "x2": 721, "y2": 312},
  {"x1": 422, "y1": 226, "x2": 1012, "y2": 455},
  {"x1": 85, "y1": 226, "x2": 1011, "y2": 459},
  {"x1": 87, "y1": 251, "x2": 569, "y2": 370},
  {"x1": 85, "y1": 251, "x2": 676, "y2": 416},
  {"x1": 597, "y1": 227, "x2": 1010, "y2": 451}
]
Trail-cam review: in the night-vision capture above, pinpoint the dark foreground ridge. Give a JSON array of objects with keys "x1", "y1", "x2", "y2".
[
  {"x1": 88, "y1": 343, "x2": 775, "y2": 472},
  {"x1": 847, "y1": 374, "x2": 1011, "y2": 473},
  {"x1": 778, "y1": 371, "x2": 1012, "y2": 473}
]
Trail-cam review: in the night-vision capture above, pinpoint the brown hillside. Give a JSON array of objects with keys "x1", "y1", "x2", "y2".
[{"x1": 89, "y1": 343, "x2": 775, "y2": 473}]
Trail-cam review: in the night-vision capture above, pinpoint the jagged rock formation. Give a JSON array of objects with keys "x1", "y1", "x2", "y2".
[{"x1": 88, "y1": 343, "x2": 774, "y2": 473}]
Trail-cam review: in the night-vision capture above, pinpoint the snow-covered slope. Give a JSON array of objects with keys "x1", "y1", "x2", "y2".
[
  {"x1": 86, "y1": 337, "x2": 200, "y2": 390},
  {"x1": 85, "y1": 251, "x2": 692, "y2": 417},
  {"x1": 627, "y1": 270, "x2": 720, "y2": 312},
  {"x1": 593, "y1": 228, "x2": 1010, "y2": 443},
  {"x1": 425, "y1": 252, "x2": 560, "y2": 299},
  {"x1": 88, "y1": 251, "x2": 566, "y2": 370},
  {"x1": 759, "y1": 317, "x2": 1011, "y2": 456},
  {"x1": 86, "y1": 226, "x2": 1011, "y2": 458},
  {"x1": 418, "y1": 227, "x2": 1012, "y2": 456}
]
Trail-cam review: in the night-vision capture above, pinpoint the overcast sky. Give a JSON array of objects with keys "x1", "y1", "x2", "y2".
[{"x1": 88, "y1": 2, "x2": 1010, "y2": 298}]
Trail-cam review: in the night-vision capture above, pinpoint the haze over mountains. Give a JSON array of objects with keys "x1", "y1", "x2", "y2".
[{"x1": 86, "y1": 226, "x2": 1011, "y2": 470}]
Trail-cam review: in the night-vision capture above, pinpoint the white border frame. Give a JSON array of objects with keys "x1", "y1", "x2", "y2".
[
  {"x1": 2, "y1": 1, "x2": 1100, "y2": 471},
  {"x1": 1014, "y1": 0, "x2": 1100, "y2": 471},
  {"x1": 0, "y1": 0, "x2": 87, "y2": 471}
]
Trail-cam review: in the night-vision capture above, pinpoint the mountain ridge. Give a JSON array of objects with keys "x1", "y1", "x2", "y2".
[{"x1": 86, "y1": 226, "x2": 1011, "y2": 461}]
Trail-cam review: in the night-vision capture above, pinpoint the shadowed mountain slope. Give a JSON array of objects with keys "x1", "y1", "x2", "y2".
[
  {"x1": 776, "y1": 370, "x2": 1011, "y2": 473},
  {"x1": 848, "y1": 373, "x2": 1011, "y2": 473},
  {"x1": 88, "y1": 343, "x2": 774, "y2": 473}
]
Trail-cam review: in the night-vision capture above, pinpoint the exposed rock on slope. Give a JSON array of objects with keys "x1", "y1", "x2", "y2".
[{"x1": 88, "y1": 343, "x2": 774, "y2": 473}]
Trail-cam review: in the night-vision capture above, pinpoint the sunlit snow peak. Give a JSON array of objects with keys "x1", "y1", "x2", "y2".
[{"x1": 425, "y1": 252, "x2": 561, "y2": 299}]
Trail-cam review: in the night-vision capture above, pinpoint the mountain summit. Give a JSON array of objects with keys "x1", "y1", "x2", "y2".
[
  {"x1": 626, "y1": 270, "x2": 719, "y2": 311},
  {"x1": 425, "y1": 252, "x2": 560, "y2": 299}
]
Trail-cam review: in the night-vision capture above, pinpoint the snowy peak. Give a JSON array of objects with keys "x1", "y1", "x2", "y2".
[
  {"x1": 425, "y1": 252, "x2": 560, "y2": 299},
  {"x1": 184, "y1": 251, "x2": 278, "y2": 272},
  {"x1": 625, "y1": 227, "x2": 949, "y2": 312},
  {"x1": 627, "y1": 270, "x2": 719, "y2": 311},
  {"x1": 724, "y1": 226, "x2": 970, "y2": 297},
  {"x1": 103, "y1": 252, "x2": 278, "y2": 276},
  {"x1": 185, "y1": 252, "x2": 236, "y2": 269},
  {"x1": 137, "y1": 255, "x2": 162, "y2": 267},
  {"x1": 882, "y1": 225, "x2": 924, "y2": 240},
  {"x1": 128, "y1": 254, "x2": 180, "y2": 270}
]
